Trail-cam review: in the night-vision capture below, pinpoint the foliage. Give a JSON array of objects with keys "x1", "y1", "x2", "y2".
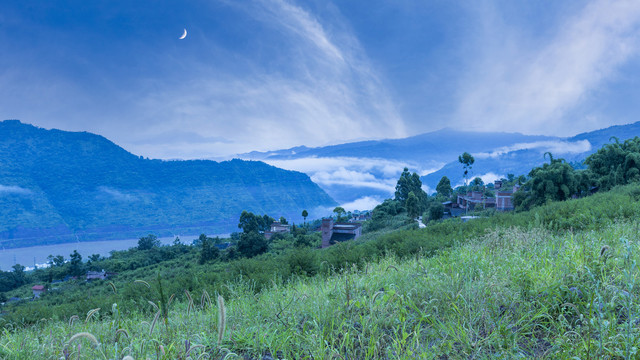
[
  {"x1": 333, "y1": 206, "x2": 347, "y2": 222},
  {"x1": 514, "y1": 153, "x2": 591, "y2": 210},
  {"x1": 137, "y1": 234, "x2": 160, "y2": 250},
  {"x1": 425, "y1": 202, "x2": 444, "y2": 223},
  {"x1": 435, "y1": 176, "x2": 453, "y2": 198},
  {"x1": 585, "y1": 136, "x2": 640, "y2": 191},
  {"x1": 238, "y1": 211, "x2": 274, "y2": 234},
  {"x1": 458, "y1": 151, "x2": 475, "y2": 185},
  {"x1": 405, "y1": 191, "x2": 421, "y2": 219},
  {"x1": 237, "y1": 231, "x2": 268, "y2": 258},
  {"x1": 198, "y1": 234, "x2": 220, "y2": 264},
  {"x1": 5, "y1": 217, "x2": 640, "y2": 358},
  {"x1": 68, "y1": 250, "x2": 83, "y2": 276},
  {"x1": 394, "y1": 167, "x2": 425, "y2": 203}
]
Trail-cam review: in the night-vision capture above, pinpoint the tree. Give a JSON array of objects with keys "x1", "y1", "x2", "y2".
[
  {"x1": 395, "y1": 168, "x2": 424, "y2": 202},
  {"x1": 301, "y1": 209, "x2": 308, "y2": 224},
  {"x1": 514, "y1": 153, "x2": 587, "y2": 210},
  {"x1": 48, "y1": 254, "x2": 65, "y2": 267},
  {"x1": 333, "y1": 206, "x2": 347, "y2": 222},
  {"x1": 88, "y1": 254, "x2": 101, "y2": 263},
  {"x1": 585, "y1": 136, "x2": 640, "y2": 190},
  {"x1": 237, "y1": 231, "x2": 269, "y2": 258},
  {"x1": 458, "y1": 152, "x2": 475, "y2": 186},
  {"x1": 471, "y1": 177, "x2": 484, "y2": 190},
  {"x1": 11, "y1": 264, "x2": 26, "y2": 287},
  {"x1": 238, "y1": 211, "x2": 274, "y2": 233},
  {"x1": 138, "y1": 234, "x2": 160, "y2": 250},
  {"x1": 198, "y1": 234, "x2": 220, "y2": 264},
  {"x1": 69, "y1": 250, "x2": 83, "y2": 276},
  {"x1": 423, "y1": 202, "x2": 444, "y2": 224},
  {"x1": 405, "y1": 191, "x2": 421, "y2": 219},
  {"x1": 394, "y1": 167, "x2": 428, "y2": 217},
  {"x1": 435, "y1": 176, "x2": 453, "y2": 198},
  {"x1": 279, "y1": 216, "x2": 288, "y2": 225},
  {"x1": 238, "y1": 210, "x2": 261, "y2": 233}
]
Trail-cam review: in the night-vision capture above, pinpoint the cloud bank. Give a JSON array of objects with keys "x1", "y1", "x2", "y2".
[
  {"x1": 263, "y1": 156, "x2": 443, "y2": 197},
  {"x1": 473, "y1": 140, "x2": 592, "y2": 159}
]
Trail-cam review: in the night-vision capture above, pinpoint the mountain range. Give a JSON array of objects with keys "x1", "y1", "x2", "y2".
[
  {"x1": 240, "y1": 122, "x2": 640, "y2": 205},
  {"x1": 0, "y1": 120, "x2": 336, "y2": 248}
]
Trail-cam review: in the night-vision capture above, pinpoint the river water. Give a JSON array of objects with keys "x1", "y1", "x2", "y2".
[{"x1": 0, "y1": 234, "x2": 228, "y2": 271}]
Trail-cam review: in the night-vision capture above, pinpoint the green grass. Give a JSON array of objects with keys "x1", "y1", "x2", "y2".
[{"x1": 2, "y1": 218, "x2": 640, "y2": 359}]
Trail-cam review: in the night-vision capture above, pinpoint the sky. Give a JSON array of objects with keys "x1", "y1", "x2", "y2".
[{"x1": 3, "y1": 0, "x2": 640, "y2": 159}]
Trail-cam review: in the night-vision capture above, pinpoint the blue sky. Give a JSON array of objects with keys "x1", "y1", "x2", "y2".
[{"x1": 2, "y1": 0, "x2": 640, "y2": 159}]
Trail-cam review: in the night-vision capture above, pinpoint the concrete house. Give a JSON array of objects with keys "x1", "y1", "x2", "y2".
[
  {"x1": 86, "y1": 270, "x2": 108, "y2": 280},
  {"x1": 321, "y1": 218, "x2": 362, "y2": 248},
  {"x1": 264, "y1": 221, "x2": 290, "y2": 240}
]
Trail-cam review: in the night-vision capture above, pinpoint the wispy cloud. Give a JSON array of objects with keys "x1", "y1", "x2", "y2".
[
  {"x1": 473, "y1": 140, "x2": 592, "y2": 159},
  {"x1": 456, "y1": 0, "x2": 640, "y2": 135},
  {"x1": 119, "y1": 0, "x2": 406, "y2": 158},
  {"x1": 262, "y1": 156, "x2": 443, "y2": 197},
  {"x1": 0, "y1": 184, "x2": 31, "y2": 195}
]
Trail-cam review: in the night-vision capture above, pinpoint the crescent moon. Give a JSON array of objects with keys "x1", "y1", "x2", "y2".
[{"x1": 179, "y1": 28, "x2": 187, "y2": 40}]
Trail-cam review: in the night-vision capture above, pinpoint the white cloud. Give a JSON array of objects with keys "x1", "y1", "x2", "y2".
[
  {"x1": 311, "y1": 169, "x2": 396, "y2": 193},
  {"x1": 340, "y1": 196, "x2": 382, "y2": 212},
  {"x1": 473, "y1": 140, "x2": 592, "y2": 159},
  {"x1": 261, "y1": 156, "x2": 444, "y2": 196},
  {"x1": 477, "y1": 172, "x2": 503, "y2": 186},
  {"x1": 457, "y1": 0, "x2": 640, "y2": 136},
  {"x1": 0, "y1": 184, "x2": 31, "y2": 195}
]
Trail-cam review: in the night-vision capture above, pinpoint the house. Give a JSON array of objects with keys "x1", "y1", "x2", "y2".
[
  {"x1": 496, "y1": 184, "x2": 520, "y2": 211},
  {"x1": 321, "y1": 218, "x2": 362, "y2": 248},
  {"x1": 442, "y1": 201, "x2": 465, "y2": 218},
  {"x1": 457, "y1": 190, "x2": 496, "y2": 211},
  {"x1": 32, "y1": 285, "x2": 46, "y2": 298},
  {"x1": 86, "y1": 270, "x2": 108, "y2": 280},
  {"x1": 456, "y1": 182, "x2": 521, "y2": 212},
  {"x1": 350, "y1": 210, "x2": 372, "y2": 222},
  {"x1": 264, "y1": 221, "x2": 291, "y2": 240}
]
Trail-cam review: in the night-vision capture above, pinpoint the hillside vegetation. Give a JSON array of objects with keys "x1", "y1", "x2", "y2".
[
  {"x1": 0, "y1": 120, "x2": 336, "y2": 247},
  {"x1": 2, "y1": 183, "x2": 640, "y2": 358}
]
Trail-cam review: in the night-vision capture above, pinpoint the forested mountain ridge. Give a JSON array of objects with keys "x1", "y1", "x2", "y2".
[{"x1": 0, "y1": 120, "x2": 336, "y2": 248}]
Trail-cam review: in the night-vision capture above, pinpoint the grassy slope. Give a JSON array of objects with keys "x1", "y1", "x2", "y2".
[{"x1": 3, "y1": 186, "x2": 640, "y2": 359}]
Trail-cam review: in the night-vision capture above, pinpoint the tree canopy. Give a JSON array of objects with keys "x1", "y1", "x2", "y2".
[
  {"x1": 458, "y1": 152, "x2": 475, "y2": 185},
  {"x1": 238, "y1": 211, "x2": 274, "y2": 234},
  {"x1": 435, "y1": 176, "x2": 453, "y2": 199},
  {"x1": 138, "y1": 234, "x2": 160, "y2": 250},
  {"x1": 585, "y1": 136, "x2": 640, "y2": 191},
  {"x1": 514, "y1": 153, "x2": 590, "y2": 210}
]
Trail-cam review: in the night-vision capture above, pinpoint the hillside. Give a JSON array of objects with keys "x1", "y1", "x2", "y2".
[
  {"x1": 242, "y1": 128, "x2": 557, "y2": 164},
  {"x1": 422, "y1": 121, "x2": 640, "y2": 187},
  {"x1": 240, "y1": 122, "x2": 640, "y2": 202},
  {"x1": 0, "y1": 120, "x2": 336, "y2": 248},
  {"x1": 3, "y1": 184, "x2": 640, "y2": 359}
]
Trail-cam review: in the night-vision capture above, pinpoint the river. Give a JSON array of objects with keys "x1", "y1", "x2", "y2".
[{"x1": 0, "y1": 234, "x2": 228, "y2": 271}]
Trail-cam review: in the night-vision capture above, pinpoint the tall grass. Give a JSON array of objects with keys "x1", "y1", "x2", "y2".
[{"x1": 2, "y1": 219, "x2": 640, "y2": 359}]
